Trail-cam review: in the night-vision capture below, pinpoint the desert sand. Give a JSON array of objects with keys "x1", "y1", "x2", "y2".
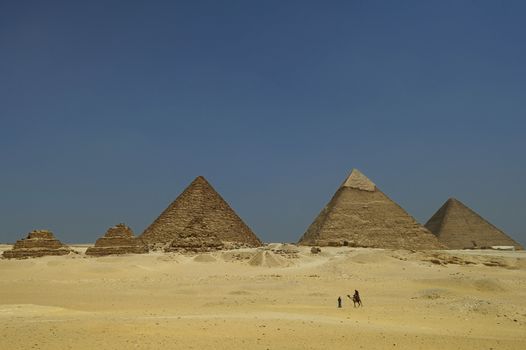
[{"x1": 0, "y1": 244, "x2": 525, "y2": 349}]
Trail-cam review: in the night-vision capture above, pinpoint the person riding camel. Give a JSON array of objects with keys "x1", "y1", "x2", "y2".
[{"x1": 347, "y1": 290, "x2": 362, "y2": 307}]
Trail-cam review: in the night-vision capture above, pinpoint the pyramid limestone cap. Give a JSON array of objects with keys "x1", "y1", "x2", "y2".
[{"x1": 341, "y1": 169, "x2": 376, "y2": 191}]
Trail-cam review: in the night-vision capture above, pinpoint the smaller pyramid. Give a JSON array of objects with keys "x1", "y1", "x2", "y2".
[
  {"x1": 2, "y1": 230, "x2": 72, "y2": 259},
  {"x1": 140, "y1": 176, "x2": 262, "y2": 249},
  {"x1": 425, "y1": 198, "x2": 523, "y2": 250},
  {"x1": 86, "y1": 223, "x2": 148, "y2": 256}
]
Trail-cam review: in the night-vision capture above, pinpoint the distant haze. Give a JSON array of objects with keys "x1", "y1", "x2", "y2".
[{"x1": 1, "y1": 1, "x2": 525, "y2": 247}]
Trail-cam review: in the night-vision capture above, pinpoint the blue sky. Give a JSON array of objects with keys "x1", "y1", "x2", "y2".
[{"x1": 1, "y1": 1, "x2": 525, "y2": 245}]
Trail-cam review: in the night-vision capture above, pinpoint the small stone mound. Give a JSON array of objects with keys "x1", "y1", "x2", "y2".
[
  {"x1": 194, "y1": 254, "x2": 217, "y2": 262},
  {"x1": 221, "y1": 251, "x2": 254, "y2": 262},
  {"x1": 448, "y1": 297, "x2": 497, "y2": 315},
  {"x1": 481, "y1": 259, "x2": 512, "y2": 268},
  {"x1": 268, "y1": 244, "x2": 299, "y2": 258},
  {"x1": 473, "y1": 279, "x2": 506, "y2": 292},
  {"x1": 422, "y1": 252, "x2": 477, "y2": 266},
  {"x1": 248, "y1": 251, "x2": 288, "y2": 268},
  {"x1": 311, "y1": 247, "x2": 321, "y2": 254},
  {"x1": 229, "y1": 290, "x2": 251, "y2": 295},
  {"x1": 413, "y1": 288, "x2": 452, "y2": 300},
  {"x1": 85, "y1": 224, "x2": 148, "y2": 256},
  {"x1": 2, "y1": 230, "x2": 72, "y2": 259}
]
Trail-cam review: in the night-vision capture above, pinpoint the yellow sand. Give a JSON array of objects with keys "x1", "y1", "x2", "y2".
[{"x1": 0, "y1": 244, "x2": 525, "y2": 349}]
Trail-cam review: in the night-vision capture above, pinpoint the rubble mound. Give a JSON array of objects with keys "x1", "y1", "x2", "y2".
[
  {"x1": 311, "y1": 247, "x2": 321, "y2": 254},
  {"x1": 267, "y1": 243, "x2": 300, "y2": 258},
  {"x1": 221, "y1": 251, "x2": 254, "y2": 262},
  {"x1": 248, "y1": 250, "x2": 289, "y2": 268},
  {"x1": 85, "y1": 223, "x2": 148, "y2": 256},
  {"x1": 2, "y1": 230, "x2": 72, "y2": 259},
  {"x1": 422, "y1": 252, "x2": 478, "y2": 266},
  {"x1": 194, "y1": 254, "x2": 217, "y2": 262}
]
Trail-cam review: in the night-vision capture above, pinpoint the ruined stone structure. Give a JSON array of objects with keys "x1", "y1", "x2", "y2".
[
  {"x1": 2, "y1": 230, "x2": 72, "y2": 259},
  {"x1": 140, "y1": 176, "x2": 262, "y2": 250},
  {"x1": 85, "y1": 223, "x2": 148, "y2": 256},
  {"x1": 298, "y1": 169, "x2": 443, "y2": 250},
  {"x1": 425, "y1": 198, "x2": 523, "y2": 250}
]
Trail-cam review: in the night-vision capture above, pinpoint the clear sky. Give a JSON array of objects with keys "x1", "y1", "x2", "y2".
[{"x1": 1, "y1": 1, "x2": 525, "y2": 246}]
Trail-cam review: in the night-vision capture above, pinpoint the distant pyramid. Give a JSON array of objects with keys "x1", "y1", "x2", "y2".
[
  {"x1": 425, "y1": 198, "x2": 523, "y2": 250},
  {"x1": 298, "y1": 169, "x2": 443, "y2": 249},
  {"x1": 86, "y1": 223, "x2": 148, "y2": 256},
  {"x1": 2, "y1": 230, "x2": 72, "y2": 259},
  {"x1": 140, "y1": 176, "x2": 262, "y2": 249}
]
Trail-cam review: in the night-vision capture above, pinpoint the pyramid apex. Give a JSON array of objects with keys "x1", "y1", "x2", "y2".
[
  {"x1": 445, "y1": 197, "x2": 465, "y2": 207},
  {"x1": 341, "y1": 169, "x2": 375, "y2": 191},
  {"x1": 190, "y1": 175, "x2": 210, "y2": 185}
]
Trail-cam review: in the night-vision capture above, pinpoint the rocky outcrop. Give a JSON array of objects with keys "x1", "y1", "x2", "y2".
[
  {"x1": 425, "y1": 198, "x2": 523, "y2": 250},
  {"x1": 311, "y1": 247, "x2": 321, "y2": 254},
  {"x1": 140, "y1": 176, "x2": 262, "y2": 250},
  {"x1": 2, "y1": 230, "x2": 72, "y2": 259},
  {"x1": 85, "y1": 223, "x2": 148, "y2": 256},
  {"x1": 298, "y1": 169, "x2": 444, "y2": 250}
]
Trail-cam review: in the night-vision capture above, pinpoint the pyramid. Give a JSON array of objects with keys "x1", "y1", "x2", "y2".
[
  {"x1": 425, "y1": 198, "x2": 523, "y2": 250},
  {"x1": 85, "y1": 223, "x2": 148, "y2": 256},
  {"x1": 140, "y1": 176, "x2": 262, "y2": 249},
  {"x1": 2, "y1": 230, "x2": 72, "y2": 259},
  {"x1": 164, "y1": 217, "x2": 224, "y2": 253},
  {"x1": 298, "y1": 169, "x2": 443, "y2": 249}
]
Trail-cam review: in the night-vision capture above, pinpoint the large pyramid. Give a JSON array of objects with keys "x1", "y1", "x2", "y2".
[
  {"x1": 298, "y1": 169, "x2": 443, "y2": 249},
  {"x1": 86, "y1": 223, "x2": 148, "y2": 256},
  {"x1": 425, "y1": 198, "x2": 523, "y2": 250},
  {"x1": 164, "y1": 218, "x2": 224, "y2": 253},
  {"x1": 2, "y1": 230, "x2": 72, "y2": 259},
  {"x1": 140, "y1": 176, "x2": 262, "y2": 249}
]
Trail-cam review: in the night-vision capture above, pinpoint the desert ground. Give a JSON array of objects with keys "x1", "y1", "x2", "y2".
[{"x1": 0, "y1": 244, "x2": 525, "y2": 350}]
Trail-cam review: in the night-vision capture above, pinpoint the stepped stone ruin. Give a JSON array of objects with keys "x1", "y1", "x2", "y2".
[
  {"x1": 298, "y1": 169, "x2": 443, "y2": 250},
  {"x1": 140, "y1": 176, "x2": 262, "y2": 251},
  {"x1": 425, "y1": 198, "x2": 523, "y2": 250},
  {"x1": 85, "y1": 223, "x2": 148, "y2": 256},
  {"x1": 2, "y1": 230, "x2": 72, "y2": 259}
]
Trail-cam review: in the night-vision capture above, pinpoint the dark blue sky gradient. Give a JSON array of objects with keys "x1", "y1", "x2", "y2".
[{"x1": 1, "y1": 1, "x2": 525, "y2": 245}]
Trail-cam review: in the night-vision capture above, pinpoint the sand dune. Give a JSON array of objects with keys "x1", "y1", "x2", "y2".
[{"x1": 0, "y1": 245, "x2": 525, "y2": 349}]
